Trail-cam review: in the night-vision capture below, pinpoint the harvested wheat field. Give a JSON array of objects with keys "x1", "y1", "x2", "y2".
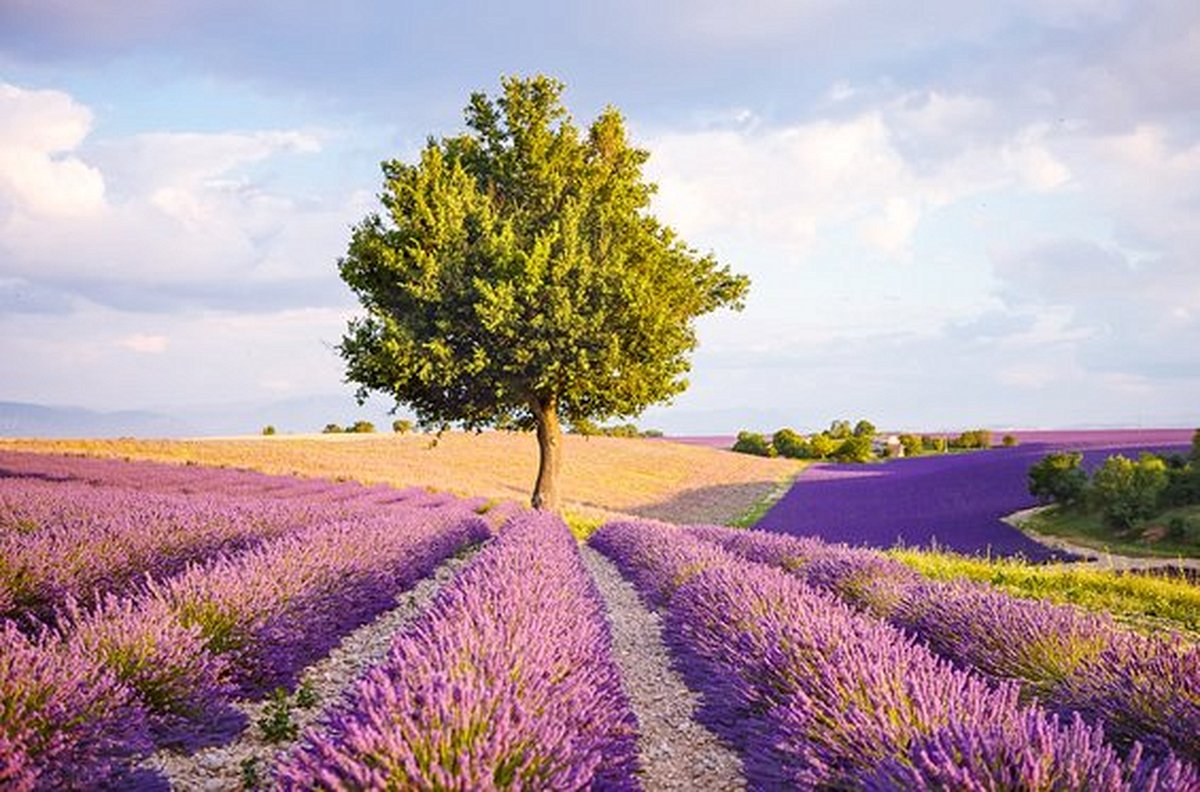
[{"x1": 0, "y1": 433, "x2": 801, "y2": 525}]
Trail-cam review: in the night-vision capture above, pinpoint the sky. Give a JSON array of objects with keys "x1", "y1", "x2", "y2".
[{"x1": 1, "y1": 0, "x2": 1198, "y2": 434}]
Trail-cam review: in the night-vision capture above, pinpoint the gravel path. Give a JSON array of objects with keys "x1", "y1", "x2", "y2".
[
  {"x1": 137, "y1": 550, "x2": 477, "y2": 791},
  {"x1": 1005, "y1": 507, "x2": 1200, "y2": 573},
  {"x1": 580, "y1": 545, "x2": 745, "y2": 791}
]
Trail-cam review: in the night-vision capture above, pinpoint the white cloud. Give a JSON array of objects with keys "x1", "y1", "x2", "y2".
[
  {"x1": 0, "y1": 83, "x2": 105, "y2": 217},
  {"x1": 118, "y1": 333, "x2": 170, "y2": 353},
  {"x1": 0, "y1": 83, "x2": 355, "y2": 309},
  {"x1": 1002, "y1": 126, "x2": 1071, "y2": 191},
  {"x1": 862, "y1": 197, "x2": 921, "y2": 257},
  {"x1": 646, "y1": 113, "x2": 911, "y2": 255},
  {"x1": 645, "y1": 97, "x2": 1075, "y2": 261},
  {"x1": 0, "y1": 302, "x2": 352, "y2": 409}
]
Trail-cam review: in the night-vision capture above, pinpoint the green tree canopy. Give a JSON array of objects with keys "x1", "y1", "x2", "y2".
[{"x1": 338, "y1": 75, "x2": 749, "y2": 510}]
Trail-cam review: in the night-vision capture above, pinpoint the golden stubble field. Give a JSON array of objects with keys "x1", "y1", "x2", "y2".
[{"x1": 0, "y1": 433, "x2": 802, "y2": 525}]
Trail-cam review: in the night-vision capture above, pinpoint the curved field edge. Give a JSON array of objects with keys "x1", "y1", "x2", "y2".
[
  {"x1": 1017, "y1": 504, "x2": 1200, "y2": 560},
  {"x1": 0, "y1": 434, "x2": 801, "y2": 528},
  {"x1": 888, "y1": 547, "x2": 1200, "y2": 640}
]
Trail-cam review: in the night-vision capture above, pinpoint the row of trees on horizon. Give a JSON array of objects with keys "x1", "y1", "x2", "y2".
[{"x1": 732, "y1": 420, "x2": 1013, "y2": 461}]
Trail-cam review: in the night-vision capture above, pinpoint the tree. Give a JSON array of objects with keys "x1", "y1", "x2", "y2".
[
  {"x1": 337, "y1": 76, "x2": 749, "y2": 511},
  {"x1": 852, "y1": 419, "x2": 876, "y2": 438},
  {"x1": 392, "y1": 419, "x2": 414, "y2": 434},
  {"x1": 833, "y1": 434, "x2": 873, "y2": 462},
  {"x1": 772, "y1": 427, "x2": 808, "y2": 459},
  {"x1": 732, "y1": 431, "x2": 775, "y2": 457},
  {"x1": 898, "y1": 433, "x2": 923, "y2": 457},
  {"x1": 828, "y1": 419, "x2": 852, "y2": 439},
  {"x1": 1091, "y1": 453, "x2": 1168, "y2": 529},
  {"x1": 809, "y1": 433, "x2": 838, "y2": 459},
  {"x1": 1027, "y1": 451, "x2": 1088, "y2": 506}
]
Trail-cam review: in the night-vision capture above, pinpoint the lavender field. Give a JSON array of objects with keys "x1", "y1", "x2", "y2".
[
  {"x1": 3, "y1": 448, "x2": 1199, "y2": 790},
  {"x1": 756, "y1": 430, "x2": 1194, "y2": 560}
]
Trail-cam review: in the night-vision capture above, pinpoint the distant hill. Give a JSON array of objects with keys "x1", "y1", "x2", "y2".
[
  {"x1": 0, "y1": 402, "x2": 193, "y2": 438},
  {"x1": 0, "y1": 395, "x2": 406, "y2": 438}
]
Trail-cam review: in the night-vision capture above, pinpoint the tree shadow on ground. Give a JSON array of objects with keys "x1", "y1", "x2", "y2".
[{"x1": 607, "y1": 479, "x2": 786, "y2": 527}]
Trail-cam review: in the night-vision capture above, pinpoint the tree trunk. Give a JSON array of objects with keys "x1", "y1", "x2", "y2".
[{"x1": 531, "y1": 397, "x2": 563, "y2": 512}]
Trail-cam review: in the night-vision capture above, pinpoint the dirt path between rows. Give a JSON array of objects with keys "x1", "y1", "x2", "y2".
[{"x1": 580, "y1": 545, "x2": 745, "y2": 791}]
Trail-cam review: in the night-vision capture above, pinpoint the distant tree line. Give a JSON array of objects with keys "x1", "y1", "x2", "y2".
[
  {"x1": 1028, "y1": 429, "x2": 1200, "y2": 539},
  {"x1": 568, "y1": 418, "x2": 663, "y2": 438},
  {"x1": 732, "y1": 420, "x2": 1010, "y2": 463},
  {"x1": 321, "y1": 420, "x2": 378, "y2": 434}
]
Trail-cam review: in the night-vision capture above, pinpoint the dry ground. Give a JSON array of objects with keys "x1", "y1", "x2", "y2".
[{"x1": 0, "y1": 433, "x2": 801, "y2": 525}]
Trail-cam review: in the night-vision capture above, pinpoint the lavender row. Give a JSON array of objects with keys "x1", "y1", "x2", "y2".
[
  {"x1": 590, "y1": 521, "x2": 1196, "y2": 790},
  {"x1": 687, "y1": 524, "x2": 1200, "y2": 763},
  {"x1": 0, "y1": 622, "x2": 149, "y2": 791},
  {"x1": 0, "y1": 449, "x2": 483, "y2": 512},
  {"x1": 277, "y1": 512, "x2": 639, "y2": 790},
  {"x1": 1, "y1": 510, "x2": 488, "y2": 788},
  {"x1": 0, "y1": 479, "x2": 328, "y2": 623},
  {"x1": 0, "y1": 452, "x2": 488, "y2": 625}
]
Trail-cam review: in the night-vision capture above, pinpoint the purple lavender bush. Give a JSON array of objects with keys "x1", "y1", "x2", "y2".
[
  {"x1": 1060, "y1": 632, "x2": 1200, "y2": 760},
  {"x1": 866, "y1": 710, "x2": 1200, "y2": 791},
  {"x1": 277, "y1": 512, "x2": 639, "y2": 790},
  {"x1": 592, "y1": 521, "x2": 1197, "y2": 789},
  {"x1": 0, "y1": 621, "x2": 151, "y2": 790},
  {"x1": 687, "y1": 521, "x2": 1200, "y2": 764},
  {"x1": 62, "y1": 509, "x2": 489, "y2": 746},
  {"x1": 0, "y1": 471, "x2": 332, "y2": 624},
  {"x1": 686, "y1": 524, "x2": 921, "y2": 617},
  {"x1": 590, "y1": 520, "x2": 730, "y2": 608},
  {"x1": 59, "y1": 594, "x2": 234, "y2": 744}
]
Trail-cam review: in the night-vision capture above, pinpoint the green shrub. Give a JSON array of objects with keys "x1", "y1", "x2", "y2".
[
  {"x1": 1028, "y1": 452, "x2": 1088, "y2": 506},
  {"x1": 732, "y1": 430, "x2": 775, "y2": 457},
  {"x1": 641, "y1": 428, "x2": 664, "y2": 438},
  {"x1": 568, "y1": 417, "x2": 598, "y2": 435},
  {"x1": 261, "y1": 425, "x2": 276, "y2": 436},
  {"x1": 241, "y1": 757, "x2": 262, "y2": 790},
  {"x1": 808, "y1": 433, "x2": 838, "y2": 459},
  {"x1": 258, "y1": 688, "x2": 299, "y2": 742},
  {"x1": 321, "y1": 423, "x2": 343, "y2": 434},
  {"x1": 833, "y1": 434, "x2": 873, "y2": 462},
  {"x1": 922, "y1": 435, "x2": 948, "y2": 454},
  {"x1": 1161, "y1": 457, "x2": 1200, "y2": 507},
  {"x1": 1002, "y1": 434, "x2": 1018, "y2": 446},
  {"x1": 1166, "y1": 517, "x2": 1190, "y2": 542},
  {"x1": 348, "y1": 420, "x2": 375, "y2": 434},
  {"x1": 1091, "y1": 453, "x2": 1169, "y2": 529},
  {"x1": 827, "y1": 419, "x2": 852, "y2": 439},
  {"x1": 772, "y1": 427, "x2": 808, "y2": 459},
  {"x1": 295, "y1": 679, "x2": 319, "y2": 709},
  {"x1": 898, "y1": 434, "x2": 924, "y2": 457},
  {"x1": 605, "y1": 423, "x2": 641, "y2": 438},
  {"x1": 852, "y1": 419, "x2": 876, "y2": 438},
  {"x1": 392, "y1": 418, "x2": 414, "y2": 434},
  {"x1": 952, "y1": 429, "x2": 993, "y2": 449}
]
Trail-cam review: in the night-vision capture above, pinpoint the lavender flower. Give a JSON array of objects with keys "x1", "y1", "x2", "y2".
[
  {"x1": 591, "y1": 520, "x2": 1197, "y2": 789},
  {"x1": 277, "y1": 512, "x2": 639, "y2": 790},
  {"x1": 0, "y1": 620, "x2": 151, "y2": 789}
]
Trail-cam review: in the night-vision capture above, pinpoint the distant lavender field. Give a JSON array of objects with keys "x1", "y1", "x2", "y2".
[
  {"x1": 753, "y1": 429, "x2": 1193, "y2": 561},
  {"x1": 669, "y1": 428, "x2": 1194, "y2": 451}
]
